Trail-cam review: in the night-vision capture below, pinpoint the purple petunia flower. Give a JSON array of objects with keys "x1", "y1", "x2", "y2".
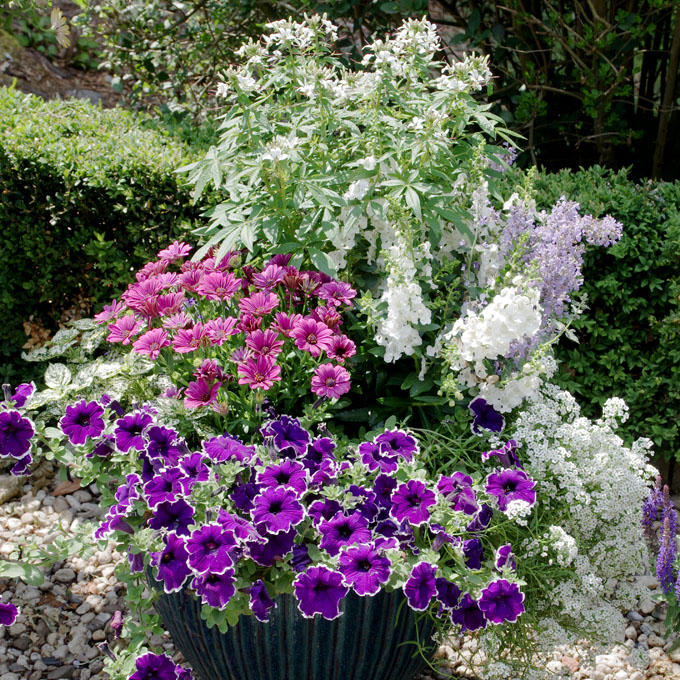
[
  {"x1": 186, "y1": 524, "x2": 237, "y2": 575},
  {"x1": 204, "y1": 434, "x2": 255, "y2": 463},
  {"x1": 258, "y1": 460, "x2": 308, "y2": 495},
  {"x1": 470, "y1": 397, "x2": 505, "y2": 434},
  {"x1": 307, "y1": 498, "x2": 343, "y2": 526},
  {"x1": 252, "y1": 487, "x2": 305, "y2": 535},
  {"x1": 250, "y1": 580, "x2": 277, "y2": 622},
  {"x1": 10, "y1": 382, "x2": 35, "y2": 408},
  {"x1": 478, "y1": 579, "x2": 525, "y2": 624},
  {"x1": 0, "y1": 602, "x2": 19, "y2": 626},
  {"x1": 373, "y1": 474, "x2": 397, "y2": 507},
  {"x1": 358, "y1": 441, "x2": 399, "y2": 474},
  {"x1": 261, "y1": 416, "x2": 310, "y2": 456},
  {"x1": 149, "y1": 499, "x2": 196, "y2": 536},
  {"x1": 144, "y1": 468, "x2": 187, "y2": 508},
  {"x1": 59, "y1": 400, "x2": 105, "y2": 446},
  {"x1": 467, "y1": 504, "x2": 494, "y2": 533},
  {"x1": 114, "y1": 473, "x2": 141, "y2": 510},
  {"x1": 450, "y1": 593, "x2": 487, "y2": 632},
  {"x1": 110, "y1": 610, "x2": 123, "y2": 638},
  {"x1": 114, "y1": 412, "x2": 153, "y2": 452},
  {"x1": 375, "y1": 429, "x2": 418, "y2": 461},
  {"x1": 482, "y1": 440, "x2": 522, "y2": 469},
  {"x1": 231, "y1": 479, "x2": 261, "y2": 512},
  {"x1": 495, "y1": 544, "x2": 516, "y2": 571},
  {"x1": 403, "y1": 562, "x2": 437, "y2": 611},
  {"x1": 294, "y1": 565, "x2": 348, "y2": 620},
  {"x1": 248, "y1": 528, "x2": 296, "y2": 566},
  {"x1": 130, "y1": 652, "x2": 179, "y2": 680},
  {"x1": 192, "y1": 569, "x2": 236, "y2": 609},
  {"x1": 291, "y1": 544, "x2": 312, "y2": 572},
  {"x1": 435, "y1": 578, "x2": 462, "y2": 612},
  {"x1": 10, "y1": 454, "x2": 32, "y2": 476},
  {"x1": 147, "y1": 426, "x2": 184, "y2": 465},
  {"x1": 437, "y1": 473, "x2": 478, "y2": 516},
  {"x1": 339, "y1": 544, "x2": 391, "y2": 596},
  {"x1": 463, "y1": 538, "x2": 484, "y2": 570},
  {"x1": 180, "y1": 452, "x2": 210, "y2": 483},
  {"x1": 128, "y1": 549, "x2": 144, "y2": 574},
  {"x1": 390, "y1": 480, "x2": 436, "y2": 526},
  {"x1": 0, "y1": 410, "x2": 34, "y2": 459},
  {"x1": 485, "y1": 469, "x2": 536, "y2": 512},
  {"x1": 319, "y1": 512, "x2": 372, "y2": 556},
  {"x1": 153, "y1": 533, "x2": 192, "y2": 593}
]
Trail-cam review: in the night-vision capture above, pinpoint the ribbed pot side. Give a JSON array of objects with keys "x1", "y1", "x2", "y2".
[{"x1": 153, "y1": 585, "x2": 436, "y2": 680}]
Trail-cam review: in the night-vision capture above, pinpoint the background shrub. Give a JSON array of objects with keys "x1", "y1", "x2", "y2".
[
  {"x1": 0, "y1": 86, "x2": 207, "y2": 384},
  {"x1": 522, "y1": 166, "x2": 680, "y2": 463}
]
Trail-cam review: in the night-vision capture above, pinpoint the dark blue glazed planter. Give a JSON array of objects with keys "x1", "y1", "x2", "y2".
[{"x1": 153, "y1": 584, "x2": 436, "y2": 680}]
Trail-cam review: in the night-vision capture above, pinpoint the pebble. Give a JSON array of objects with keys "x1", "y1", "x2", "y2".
[
  {"x1": 53, "y1": 568, "x2": 76, "y2": 584},
  {"x1": 640, "y1": 599, "x2": 656, "y2": 615}
]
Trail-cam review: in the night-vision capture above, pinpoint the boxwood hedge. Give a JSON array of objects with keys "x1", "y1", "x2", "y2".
[{"x1": 0, "y1": 87, "x2": 205, "y2": 384}]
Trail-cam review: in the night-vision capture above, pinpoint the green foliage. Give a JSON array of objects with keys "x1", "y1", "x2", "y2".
[
  {"x1": 0, "y1": 86, "x2": 205, "y2": 384},
  {"x1": 518, "y1": 166, "x2": 680, "y2": 460}
]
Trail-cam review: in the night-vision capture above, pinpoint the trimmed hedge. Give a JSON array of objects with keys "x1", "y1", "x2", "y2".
[
  {"x1": 0, "y1": 87, "x2": 204, "y2": 384},
  {"x1": 527, "y1": 166, "x2": 680, "y2": 461}
]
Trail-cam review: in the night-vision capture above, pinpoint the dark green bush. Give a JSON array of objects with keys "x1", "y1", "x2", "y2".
[
  {"x1": 0, "y1": 86, "x2": 205, "y2": 384},
  {"x1": 526, "y1": 166, "x2": 680, "y2": 461}
]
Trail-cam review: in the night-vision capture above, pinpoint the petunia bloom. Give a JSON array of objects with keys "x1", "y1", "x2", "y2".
[
  {"x1": 250, "y1": 580, "x2": 277, "y2": 622},
  {"x1": 149, "y1": 499, "x2": 196, "y2": 536},
  {"x1": 403, "y1": 562, "x2": 437, "y2": 611},
  {"x1": 260, "y1": 416, "x2": 310, "y2": 455},
  {"x1": 319, "y1": 512, "x2": 372, "y2": 556},
  {"x1": 450, "y1": 593, "x2": 487, "y2": 632},
  {"x1": 114, "y1": 412, "x2": 153, "y2": 452},
  {"x1": 153, "y1": 533, "x2": 192, "y2": 593},
  {"x1": 60, "y1": 400, "x2": 105, "y2": 446},
  {"x1": 252, "y1": 487, "x2": 305, "y2": 534},
  {"x1": 485, "y1": 469, "x2": 536, "y2": 512},
  {"x1": 470, "y1": 397, "x2": 504, "y2": 434},
  {"x1": 130, "y1": 652, "x2": 180, "y2": 680},
  {"x1": 192, "y1": 569, "x2": 236, "y2": 609},
  {"x1": 294, "y1": 565, "x2": 348, "y2": 620},
  {"x1": 0, "y1": 410, "x2": 34, "y2": 458},
  {"x1": 186, "y1": 524, "x2": 237, "y2": 575},
  {"x1": 390, "y1": 480, "x2": 436, "y2": 526},
  {"x1": 339, "y1": 544, "x2": 391, "y2": 596},
  {"x1": 0, "y1": 602, "x2": 19, "y2": 626},
  {"x1": 9, "y1": 382, "x2": 35, "y2": 408},
  {"x1": 478, "y1": 579, "x2": 525, "y2": 624}
]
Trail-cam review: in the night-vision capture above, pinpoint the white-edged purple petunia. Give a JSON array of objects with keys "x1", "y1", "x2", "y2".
[
  {"x1": 257, "y1": 459, "x2": 308, "y2": 495},
  {"x1": 484, "y1": 469, "x2": 536, "y2": 512},
  {"x1": 249, "y1": 579, "x2": 277, "y2": 622},
  {"x1": 148, "y1": 498, "x2": 196, "y2": 536},
  {"x1": 403, "y1": 562, "x2": 437, "y2": 611},
  {"x1": 260, "y1": 416, "x2": 310, "y2": 456},
  {"x1": 0, "y1": 602, "x2": 19, "y2": 626},
  {"x1": 338, "y1": 544, "x2": 391, "y2": 596},
  {"x1": 114, "y1": 412, "x2": 153, "y2": 452},
  {"x1": 478, "y1": 579, "x2": 525, "y2": 624},
  {"x1": 252, "y1": 487, "x2": 305, "y2": 534},
  {"x1": 59, "y1": 400, "x2": 105, "y2": 445},
  {"x1": 495, "y1": 544, "x2": 516, "y2": 571},
  {"x1": 153, "y1": 533, "x2": 192, "y2": 593},
  {"x1": 192, "y1": 569, "x2": 236, "y2": 609},
  {"x1": 0, "y1": 410, "x2": 34, "y2": 459},
  {"x1": 144, "y1": 468, "x2": 188, "y2": 508},
  {"x1": 450, "y1": 593, "x2": 487, "y2": 632},
  {"x1": 390, "y1": 480, "x2": 436, "y2": 526},
  {"x1": 318, "y1": 511, "x2": 372, "y2": 556},
  {"x1": 294, "y1": 565, "x2": 348, "y2": 620},
  {"x1": 185, "y1": 523, "x2": 237, "y2": 575}
]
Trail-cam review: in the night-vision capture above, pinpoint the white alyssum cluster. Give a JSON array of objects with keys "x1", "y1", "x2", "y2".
[
  {"x1": 510, "y1": 383, "x2": 657, "y2": 647},
  {"x1": 504, "y1": 498, "x2": 533, "y2": 525},
  {"x1": 444, "y1": 284, "x2": 542, "y2": 369}
]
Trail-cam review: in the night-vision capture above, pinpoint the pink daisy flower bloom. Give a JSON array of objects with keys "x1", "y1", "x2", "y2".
[
  {"x1": 239, "y1": 291, "x2": 279, "y2": 317},
  {"x1": 230, "y1": 347, "x2": 253, "y2": 363},
  {"x1": 185, "y1": 379, "x2": 221, "y2": 409},
  {"x1": 193, "y1": 359, "x2": 224, "y2": 382},
  {"x1": 163, "y1": 312, "x2": 193, "y2": 330},
  {"x1": 137, "y1": 297, "x2": 160, "y2": 319},
  {"x1": 172, "y1": 323, "x2": 209, "y2": 353},
  {"x1": 291, "y1": 318, "x2": 334, "y2": 357},
  {"x1": 156, "y1": 272, "x2": 179, "y2": 289},
  {"x1": 282, "y1": 267, "x2": 302, "y2": 291},
  {"x1": 312, "y1": 305, "x2": 343, "y2": 331},
  {"x1": 252, "y1": 264, "x2": 285, "y2": 289},
  {"x1": 135, "y1": 259, "x2": 168, "y2": 281},
  {"x1": 107, "y1": 315, "x2": 143, "y2": 345},
  {"x1": 158, "y1": 240, "x2": 192, "y2": 261},
  {"x1": 237, "y1": 314, "x2": 262, "y2": 333},
  {"x1": 179, "y1": 269, "x2": 203, "y2": 292},
  {"x1": 122, "y1": 278, "x2": 165, "y2": 311},
  {"x1": 94, "y1": 299, "x2": 125, "y2": 324},
  {"x1": 327, "y1": 335, "x2": 356, "y2": 363},
  {"x1": 157, "y1": 292, "x2": 186, "y2": 317},
  {"x1": 237, "y1": 356, "x2": 281, "y2": 390},
  {"x1": 271, "y1": 312, "x2": 304, "y2": 337},
  {"x1": 245, "y1": 329, "x2": 285, "y2": 357},
  {"x1": 205, "y1": 317, "x2": 238, "y2": 346},
  {"x1": 132, "y1": 328, "x2": 170, "y2": 360},
  {"x1": 197, "y1": 271, "x2": 240, "y2": 301},
  {"x1": 311, "y1": 364, "x2": 351, "y2": 399},
  {"x1": 318, "y1": 281, "x2": 357, "y2": 307}
]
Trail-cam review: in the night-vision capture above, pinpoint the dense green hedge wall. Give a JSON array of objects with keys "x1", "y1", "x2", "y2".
[
  {"x1": 0, "y1": 87, "x2": 204, "y2": 384},
  {"x1": 528, "y1": 167, "x2": 680, "y2": 461}
]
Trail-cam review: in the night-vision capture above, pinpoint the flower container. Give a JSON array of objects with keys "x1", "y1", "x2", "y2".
[{"x1": 152, "y1": 581, "x2": 435, "y2": 680}]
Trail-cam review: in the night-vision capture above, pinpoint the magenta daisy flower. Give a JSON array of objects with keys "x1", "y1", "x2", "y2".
[
  {"x1": 156, "y1": 292, "x2": 186, "y2": 316},
  {"x1": 122, "y1": 278, "x2": 164, "y2": 311},
  {"x1": 311, "y1": 364, "x2": 351, "y2": 399},
  {"x1": 162, "y1": 312, "x2": 193, "y2": 330},
  {"x1": 172, "y1": 322, "x2": 209, "y2": 353},
  {"x1": 318, "y1": 281, "x2": 357, "y2": 307},
  {"x1": 94, "y1": 299, "x2": 125, "y2": 324},
  {"x1": 196, "y1": 271, "x2": 240, "y2": 301},
  {"x1": 60, "y1": 400, "x2": 105, "y2": 445},
  {"x1": 158, "y1": 240, "x2": 192, "y2": 261},
  {"x1": 245, "y1": 329, "x2": 285, "y2": 357},
  {"x1": 291, "y1": 318, "x2": 334, "y2": 357},
  {"x1": 252, "y1": 264, "x2": 285, "y2": 289},
  {"x1": 326, "y1": 335, "x2": 356, "y2": 363},
  {"x1": 271, "y1": 312, "x2": 303, "y2": 337},
  {"x1": 132, "y1": 328, "x2": 170, "y2": 359},
  {"x1": 179, "y1": 269, "x2": 203, "y2": 292},
  {"x1": 239, "y1": 291, "x2": 279, "y2": 316},
  {"x1": 107, "y1": 314, "x2": 143, "y2": 345},
  {"x1": 237, "y1": 356, "x2": 281, "y2": 390},
  {"x1": 205, "y1": 317, "x2": 238, "y2": 345},
  {"x1": 184, "y1": 379, "x2": 221, "y2": 409}
]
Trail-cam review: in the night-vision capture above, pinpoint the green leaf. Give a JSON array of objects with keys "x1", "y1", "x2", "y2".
[
  {"x1": 308, "y1": 248, "x2": 337, "y2": 277},
  {"x1": 405, "y1": 187, "x2": 421, "y2": 220},
  {"x1": 0, "y1": 561, "x2": 44, "y2": 585},
  {"x1": 44, "y1": 363, "x2": 72, "y2": 389}
]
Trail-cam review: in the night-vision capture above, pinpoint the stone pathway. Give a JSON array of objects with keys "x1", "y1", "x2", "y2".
[{"x1": 1, "y1": 475, "x2": 679, "y2": 680}]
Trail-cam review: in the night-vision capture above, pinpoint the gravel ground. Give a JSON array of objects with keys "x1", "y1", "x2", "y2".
[{"x1": 1, "y1": 473, "x2": 679, "y2": 680}]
